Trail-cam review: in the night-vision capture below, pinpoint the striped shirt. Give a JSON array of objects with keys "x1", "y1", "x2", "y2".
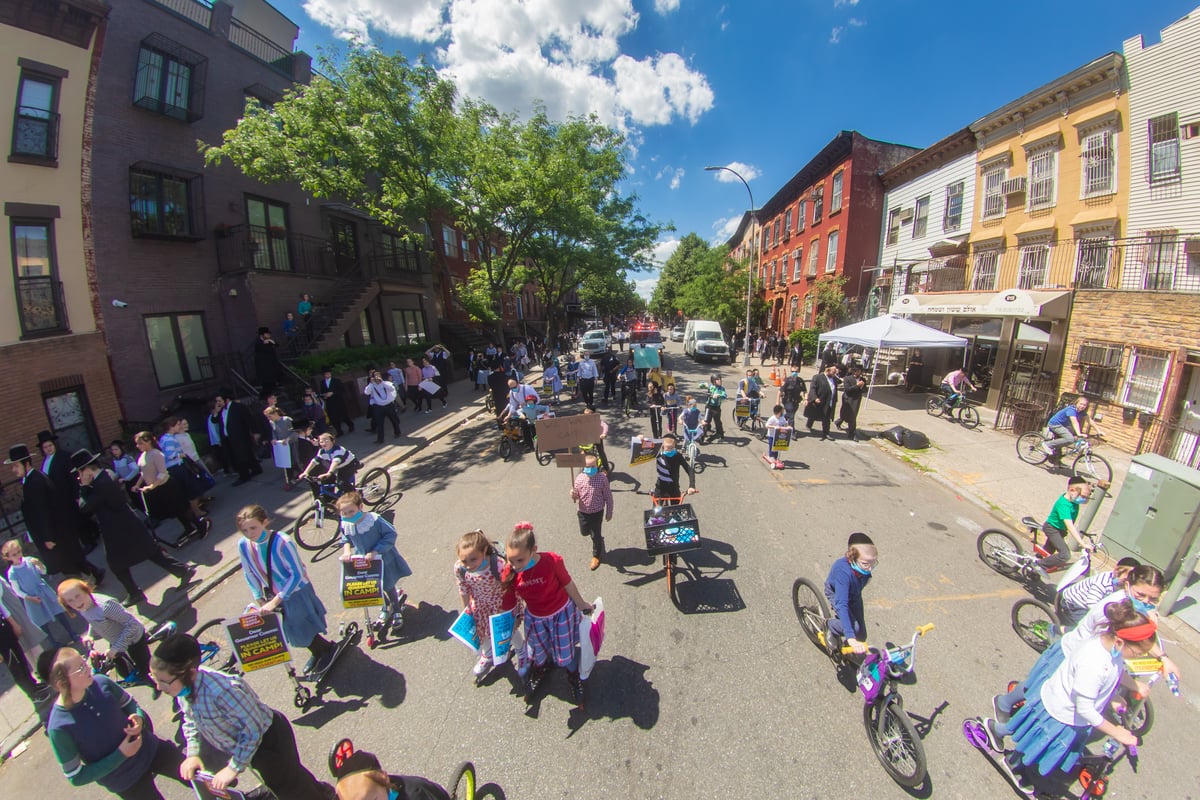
[
  {"x1": 80, "y1": 594, "x2": 146, "y2": 654},
  {"x1": 237, "y1": 532, "x2": 311, "y2": 603},
  {"x1": 655, "y1": 451, "x2": 694, "y2": 490},
  {"x1": 573, "y1": 471, "x2": 614, "y2": 516},
  {"x1": 1059, "y1": 570, "x2": 1120, "y2": 616},
  {"x1": 158, "y1": 433, "x2": 183, "y2": 467},
  {"x1": 180, "y1": 666, "x2": 274, "y2": 773}
]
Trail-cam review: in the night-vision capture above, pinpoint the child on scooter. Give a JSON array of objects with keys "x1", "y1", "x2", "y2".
[
  {"x1": 235, "y1": 505, "x2": 337, "y2": 670},
  {"x1": 337, "y1": 491, "x2": 411, "y2": 629},
  {"x1": 454, "y1": 530, "x2": 520, "y2": 677},
  {"x1": 500, "y1": 522, "x2": 594, "y2": 703}
]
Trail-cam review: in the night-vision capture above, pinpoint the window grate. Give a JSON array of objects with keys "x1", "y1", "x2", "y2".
[
  {"x1": 1122, "y1": 347, "x2": 1171, "y2": 413},
  {"x1": 1074, "y1": 238, "x2": 1112, "y2": 289},
  {"x1": 1028, "y1": 148, "x2": 1057, "y2": 209},
  {"x1": 970, "y1": 250, "x2": 999, "y2": 291},
  {"x1": 1148, "y1": 113, "x2": 1180, "y2": 184},
  {"x1": 1081, "y1": 130, "x2": 1115, "y2": 196},
  {"x1": 1077, "y1": 341, "x2": 1123, "y2": 369},
  {"x1": 1017, "y1": 244, "x2": 1049, "y2": 289},
  {"x1": 1077, "y1": 365, "x2": 1119, "y2": 402},
  {"x1": 982, "y1": 168, "x2": 1005, "y2": 219}
]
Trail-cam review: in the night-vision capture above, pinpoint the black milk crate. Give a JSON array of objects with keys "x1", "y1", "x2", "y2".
[{"x1": 643, "y1": 504, "x2": 702, "y2": 556}]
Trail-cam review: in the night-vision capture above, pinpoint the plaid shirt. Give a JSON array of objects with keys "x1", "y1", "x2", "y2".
[
  {"x1": 572, "y1": 471, "x2": 614, "y2": 516},
  {"x1": 181, "y1": 667, "x2": 274, "y2": 773}
]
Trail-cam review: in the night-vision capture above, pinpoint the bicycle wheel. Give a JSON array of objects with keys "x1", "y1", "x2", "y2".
[
  {"x1": 925, "y1": 397, "x2": 944, "y2": 417},
  {"x1": 498, "y1": 436, "x2": 512, "y2": 461},
  {"x1": 976, "y1": 529, "x2": 1024, "y2": 577},
  {"x1": 1123, "y1": 697, "x2": 1154, "y2": 738},
  {"x1": 535, "y1": 443, "x2": 554, "y2": 466},
  {"x1": 449, "y1": 761, "x2": 476, "y2": 800},
  {"x1": 687, "y1": 442, "x2": 706, "y2": 474},
  {"x1": 193, "y1": 618, "x2": 237, "y2": 673},
  {"x1": 1011, "y1": 598, "x2": 1059, "y2": 653},
  {"x1": 358, "y1": 467, "x2": 391, "y2": 506},
  {"x1": 1072, "y1": 452, "x2": 1112, "y2": 484},
  {"x1": 791, "y1": 577, "x2": 831, "y2": 649},
  {"x1": 293, "y1": 506, "x2": 340, "y2": 551},
  {"x1": 957, "y1": 404, "x2": 981, "y2": 429},
  {"x1": 1016, "y1": 432, "x2": 1049, "y2": 465},
  {"x1": 863, "y1": 701, "x2": 927, "y2": 788}
]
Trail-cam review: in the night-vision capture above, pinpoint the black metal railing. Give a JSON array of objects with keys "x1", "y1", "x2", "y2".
[
  {"x1": 149, "y1": 0, "x2": 213, "y2": 28},
  {"x1": 228, "y1": 17, "x2": 294, "y2": 75},
  {"x1": 16, "y1": 276, "x2": 68, "y2": 335},
  {"x1": 11, "y1": 106, "x2": 59, "y2": 159},
  {"x1": 215, "y1": 225, "x2": 340, "y2": 277}
]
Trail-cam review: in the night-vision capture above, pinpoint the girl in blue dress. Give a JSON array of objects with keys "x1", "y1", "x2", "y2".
[
  {"x1": 3, "y1": 540, "x2": 80, "y2": 647},
  {"x1": 336, "y1": 491, "x2": 412, "y2": 627},
  {"x1": 235, "y1": 505, "x2": 335, "y2": 669}
]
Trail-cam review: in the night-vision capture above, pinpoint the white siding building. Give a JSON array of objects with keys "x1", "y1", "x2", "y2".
[
  {"x1": 877, "y1": 129, "x2": 977, "y2": 303},
  {"x1": 1124, "y1": 8, "x2": 1200, "y2": 289}
]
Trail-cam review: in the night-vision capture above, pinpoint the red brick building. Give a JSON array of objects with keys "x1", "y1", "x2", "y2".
[{"x1": 753, "y1": 131, "x2": 918, "y2": 332}]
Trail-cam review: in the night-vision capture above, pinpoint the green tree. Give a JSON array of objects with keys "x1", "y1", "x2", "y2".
[
  {"x1": 673, "y1": 246, "x2": 755, "y2": 332},
  {"x1": 578, "y1": 267, "x2": 645, "y2": 318},
  {"x1": 810, "y1": 274, "x2": 850, "y2": 329},
  {"x1": 649, "y1": 233, "x2": 710, "y2": 319}
]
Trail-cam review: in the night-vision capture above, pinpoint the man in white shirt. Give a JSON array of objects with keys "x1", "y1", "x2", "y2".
[
  {"x1": 499, "y1": 378, "x2": 540, "y2": 450},
  {"x1": 364, "y1": 371, "x2": 402, "y2": 444},
  {"x1": 576, "y1": 353, "x2": 599, "y2": 409}
]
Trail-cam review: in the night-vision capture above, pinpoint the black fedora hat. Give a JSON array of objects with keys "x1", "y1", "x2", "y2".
[
  {"x1": 70, "y1": 448, "x2": 104, "y2": 472},
  {"x1": 36, "y1": 430, "x2": 58, "y2": 446},
  {"x1": 4, "y1": 444, "x2": 33, "y2": 465}
]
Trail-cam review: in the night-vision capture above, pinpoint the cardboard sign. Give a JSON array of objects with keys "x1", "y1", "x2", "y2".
[
  {"x1": 555, "y1": 452, "x2": 587, "y2": 468},
  {"x1": 489, "y1": 610, "x2": 515, "y2": 661},
  {"x1": 192, "y1": 773, "x2": 247, "y2": 800},
  {"x1": 341, "y1": 558, "x2": 385, "y2": 608},
  {"x1": 734, "y1": 398, "x2": 751, "y2": 420},
  {"x1": 226, "y1": 613, "x2": 290, "y2": 672},
  {"x1": 629, "y1": 435, "x2": 662, "y2": 466},
  {"x1": 771, "y1": 427, "x2": 793, "y2": 451},
  {"x1": 448, "y1": 609, "x2": 480, "y2": 652},
  {"x1": 534, "y1": 412, "x2": 602, "y2": 452},
  {"x1": 633, "y1": 348, "x2": 661, "y2": 370}
]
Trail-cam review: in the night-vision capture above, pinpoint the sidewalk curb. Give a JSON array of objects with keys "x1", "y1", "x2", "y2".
[{"x1": 1, "y1": 390, "x2": 500, "y2": 762}]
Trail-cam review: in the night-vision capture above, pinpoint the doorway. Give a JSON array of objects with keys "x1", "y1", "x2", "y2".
[
  {"x1": 329, "y1": 218, "x2": 359, "y2": 275},
  {"x1": 1167, "y1": 363, "x2": 1200, "y2": 468}
]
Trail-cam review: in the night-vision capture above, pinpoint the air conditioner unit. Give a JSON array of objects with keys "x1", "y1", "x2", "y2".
[
  {"x1": 896, "y1": 208, "x2": 914, "y2": 222},
  {"x1": 1002, "y1": 176, "x2": 1027, "y2": 195},
  {"x1": 1185, "y1": 237, "x2": 1200, "y2": 255},
  {"x1": 810, "y1": 189, "x2": 823, "y2": 201}
]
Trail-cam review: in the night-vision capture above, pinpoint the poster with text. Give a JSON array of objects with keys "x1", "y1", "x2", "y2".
[
  {"x1": 489, "y1": 609, "x2": 516, "y2": 661},
  {"x1": 226, "y1": 612, "x2": 290, "y2": 673},
  {"x1": 448, "y1": 610, "x2": 480, "y2": 652},
  {"x1": 629, "y1": 435, "x2": 662, "y2": 466},
  {"x1": 773, "y1": 427, "x2": 792, "y2": 451},
  {"x1": 192, "y1": 772, "x2": 247, "y2": 800},
  {"x1": 341, "y1": 558, "x2": 385, "y2": 608}
]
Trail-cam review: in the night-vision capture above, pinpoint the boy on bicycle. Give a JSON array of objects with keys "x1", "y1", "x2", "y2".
[
  {"x1": 737, "y1": 369, "x2": 762, "y2": 427},
  {"x1": 940, "y1": 368, "x2": 975, "y2": 410},
  {"x1": 618, "y1": 358, "x2": 639, "y2": 412},
  {"x1": 1033, "y1": 476, "x2": 1094, "y2": 582},
  {"x1": 823, "y1": 533, "x2": 878, "y2": 656},
  {"x1": 681, "y1": 396, "x2": 704, "y2": 449},
  {"x1": 298, "y1": 432, "x2": 358, "y2": 501},
  {"x1": 653, "y1": 433, "x2": 697, "y2": 503},
  {"x1": 1043, "y1": 397, "x2": 1099, "y2": 462}
]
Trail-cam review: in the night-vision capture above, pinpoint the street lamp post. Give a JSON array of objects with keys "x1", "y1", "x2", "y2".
[{"x1": 705, "y1": 165, "x2": 758, "y2": 367}]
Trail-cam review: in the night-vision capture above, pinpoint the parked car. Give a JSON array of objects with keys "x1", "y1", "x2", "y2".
[
  {"x1": 579, "y1": 329, "x2": 611, "y2": 355},
  {"x1": 670, "y1": 325, "x2": 685, "y2": 342}
]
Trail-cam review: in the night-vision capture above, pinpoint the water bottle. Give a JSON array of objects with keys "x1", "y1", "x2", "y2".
[{"x1": 1167, "y1": 672, "x2": 1181, "y2": 697}]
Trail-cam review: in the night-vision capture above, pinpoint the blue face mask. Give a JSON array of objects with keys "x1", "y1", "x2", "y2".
[
  {"x1": 583, "y1": 467, "x2": 599, "y2": 476},
  {"x1": 514, "y1": 554, "x2": 537, "y2": 573},
  {"x1": 1110, "y1": 644, "x2": 1124, "y2": 659},
  {"x1": 1074, "y1": 496, "x2": 1089, "y2": 505},
  {"x1": 341, "y1": 511, "x2": 365, "y2": 524},
  {"x1": 389, "y1": 790, "x2": 400, "y2": 800},
  {"x1": 177, "y1": 685, "x2": 192, "y2": 699},
  {"x1": 1131, "y1": 598, "x2": 1157, "y2": 614},
  {"x1": 851, "y1": 562, "x2": 873, "y2": 576},
  {"x1": 662, "y1": 449, "x2": 676, "y2": 457},
  {"x1": 254, "y1": 529, "x2": 271, "y2": 544}
]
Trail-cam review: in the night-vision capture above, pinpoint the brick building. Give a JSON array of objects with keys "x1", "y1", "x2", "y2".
[{"x1": 1, "y1": 0, "x2": 121, "y2": 465}]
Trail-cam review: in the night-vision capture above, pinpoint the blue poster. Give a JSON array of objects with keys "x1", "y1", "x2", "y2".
[
  {"x1": 633, "y1": 348, "x2": 661, "y2": 370},
  {"x1": 489, "y1": 610, "x2": 515, "y2": 661},
  {"x1": 448, "y1": 610, "x2": 480, "y2": 652}
]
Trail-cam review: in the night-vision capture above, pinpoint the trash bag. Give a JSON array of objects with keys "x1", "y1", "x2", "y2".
[
  {"x1": 880, "y1": 425, "x2": 908, "y2": 446},
  {"x1": 900, "y1": 429, "x2": 930, "y2": 450}
]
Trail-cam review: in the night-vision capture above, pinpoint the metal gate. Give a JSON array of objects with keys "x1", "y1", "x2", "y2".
[{"x1": 994, "y1": 374, "x2": 1062, "y2": 433}]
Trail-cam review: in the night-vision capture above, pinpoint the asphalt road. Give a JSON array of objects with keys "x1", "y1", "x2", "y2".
[{"x1": 2, "y1": 342, "x2": 1197, "y2": 800}]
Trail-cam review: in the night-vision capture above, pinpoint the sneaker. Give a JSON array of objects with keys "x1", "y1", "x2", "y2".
[
  {"x1": 1032, "y1": 565, "x2": 1052, "y2": 583},
  {"x1": 999, "y1": 752, "x2": 1036, "y2": 796},
  {"x1": 525, "y1": 663, "x2": 549, "y2": 699},
  {"x1": 589, "y1": 556, "x2": 601, "y2": 571},
  {"x1": 982, "y1": 717, "x2": 1006, "y2": 752},
  {"x1": 567, "y1": 670, "x2": 584, "y2": 704},
  {"x1": 992, "y1": 693, "x2": 1012, "y2": 725},
  {"x1": 1040, "y1": 443, "x2": 1056, "y2": 457},
  {"x1": 376, "y1": 610, "x2": 391, "y2": 626},
  {"x1": 473, "y1": 653, "x2": 494, "y2": 676}
]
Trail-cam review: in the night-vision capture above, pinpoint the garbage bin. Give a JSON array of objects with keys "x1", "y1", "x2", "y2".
[{"x1": 1010, "y1": 401, "x2": 1045, "y2": 434}]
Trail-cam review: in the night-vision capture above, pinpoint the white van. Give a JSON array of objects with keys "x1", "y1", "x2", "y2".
[{"x1": 684, "y1": 320, "x2": 730, "y2": 363}]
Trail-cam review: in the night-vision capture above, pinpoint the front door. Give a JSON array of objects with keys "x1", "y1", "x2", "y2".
[
  {"x1": 329, "y1": 219, "x2": 359, "y2": 275},
  {"x1": 1167, "y1": 365, "x2": 1200, "y2": 468}
]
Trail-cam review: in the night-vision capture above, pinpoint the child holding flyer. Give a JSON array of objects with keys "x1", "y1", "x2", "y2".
[
  {"x1": 336, "y1": 491, "x2": 410, "y2": 628},
  {"x1": 764, "y1": 404, "x2": 789, "y2": 470},
  {"x1": 500, "y1": 522, "x2": 594, "y2": 704},
  {"x1": 454, "y1": 530, "x2": 519, "y2": 677}
]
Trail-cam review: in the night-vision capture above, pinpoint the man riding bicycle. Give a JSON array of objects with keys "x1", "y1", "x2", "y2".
[
  {"x1": 940, "y1": 367, "x2": 976, "y2": 410},
  {"x1": 737, "y1": 369, "x2": 762, "y2": 426},
  {"x1": 499, "y1": 378, "x2": 540, "y2": 451},
  {"x1": 1043, "y1": 396, "x2": 1100, "y2": 462}
]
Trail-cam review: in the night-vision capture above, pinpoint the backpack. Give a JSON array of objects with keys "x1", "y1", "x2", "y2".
[
  {"x1": 454, "y1": 550, "x2": 504, "y2": 585},
  {"x1": 782, "y1": 376, "x2": 803, "y2": 403}
]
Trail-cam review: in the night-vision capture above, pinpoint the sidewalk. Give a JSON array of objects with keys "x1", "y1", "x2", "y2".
[{"x1": 0, "y1": 372, "x2": 505, "y2": 760}]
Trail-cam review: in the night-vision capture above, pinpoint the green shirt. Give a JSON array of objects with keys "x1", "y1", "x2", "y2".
[{"x1": 1045, "y1": 493, "x2": 1080, "y2": 532}]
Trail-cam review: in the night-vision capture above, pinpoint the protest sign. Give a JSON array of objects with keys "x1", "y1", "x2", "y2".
[
  {"x1": 226, "y1": 612, "x2": 289, "y2": 672},
  {"x1": 534, "y1": 413, "x2": 602, "y2": 452},
  {"x1": 555, "y1": 452, "x2": 587, "y2": 468},
  {"x1": 341, "y1": 558, "x2": 384, "y2": 608},
  {"x1": 773, "y1": 427, "x2": 792, "y2": 451},
  {"x1": 448, "y1": 610, "x2": 480, "y2": 652},
  {"x1": 489, "y1": 610, "x2": 515, "y2": 661},
  {"x1": 192, "y1": 772, "x2": 247, "y2": 800},
  {"x1": 629, "y1": 435, "x2": 662, "y2": 466}
]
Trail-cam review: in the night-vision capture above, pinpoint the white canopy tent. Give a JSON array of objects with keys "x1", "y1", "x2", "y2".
[{"x1": 818, "y1": 315, "x2": 968, "y2": 397}]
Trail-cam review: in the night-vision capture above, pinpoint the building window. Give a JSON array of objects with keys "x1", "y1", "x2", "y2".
[
  {"x1": 943, "y1": 181, "x2": 964, "y2": 231},
  {"x1": 1075, "y1": 340, "x2": 1123, "y2": 402},
  {"x1": 792, "y1": 247, "x2": 803, "y2": 281},
  {"x1": 982, "y1": 167, "x2": 1006, "y2": 219},
  {"x1": 1148, "y1": 113, "x2": 1180, "y2": 184},
  {"x1": 43, "y1": 385, "x2": 99, "y2": 454},
  {"x1": 781, "y1": 254, "x2": 789, "y2": 285},
  {"x1": 1141, "y1": 232, "x2": 1178, "y2": 290},
  {"x1": 911, "y1": 195, "x2": 930, "y2": 239},
  {"x1": 812, "y1": 189, "x2": 824, "y2": 223},
  {"x1": 1081, "y1": 129, "x2": 1116, "y2": 197},
  {"x1": 442, "y1": 225, "x2": 459, "y2": 258},
  {"x1": 1027, "y1": 148, "x2": 1057, "y2": 210},
  {"x1": 772, "y1": 219, "x2": 780, "y2": 247},
  {"x1": 825, "y1": 230, "x2": 839, "y2": 272},
  {"x1": 807, "y1": 242, "x2": 820, "y2": 277},
  {"x1": 11, "y1": 69, "x2": 61, "y2": 163},
  {"x1": 10, "y1": 219, "x2": 68, "y2": 336},
  {"x1": 830, "y1": 172, "x2": 844, "y2": 213},
  {"x1": 797, "y1": 200, "x2": 806, "y2": 231},
  {"x1": 392, "y1": 309, "x2": 427, "y2": 344},
  {"x1": 132, "y1": 35, "x2": 207, "y2": 122},
  {"x1": 245, "y1": 196, "x2": 290, "y2": 271},
  {"x1": 970, "y1": 249, "x2": 999, "y2": 291},
  {"x1": 129, "y1": 165, "x2": 202, "y2": 239},
  {"x1": 1121, "y1": 347, "x2": 1171, "y2": 412},
  {"x1": 886, "y1": 208, "x2": 902, "y2": 245},
  {"x1": 378, "y1": 231, "x2": 420, "y2": 272},
  {"x1": 761, "y1": 227, "x2": 770, "y2": 252},
  {"x1": 1017, "y1": 242, "x2": 1050, "y2": 289},
  {"x1": 803, "y1": 295, "x2": 814, "y2": 326},
  {"x1": 144, "y1": 313, "x2": 211, "y2": 388},
  {"x1": 784, "y1": 209, "x2": 792, "y2": 235},
  {"x1": 788, "y1": 296, "x2": 799, "y2": 328},
  {"x1": 1074, "y1": 237, "x2": 1112, "y2": 289}
]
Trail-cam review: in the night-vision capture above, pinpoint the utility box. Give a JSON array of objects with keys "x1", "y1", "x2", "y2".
[{"x1": 1102, "y1": 453, "x2": 1200, "y2": 582}]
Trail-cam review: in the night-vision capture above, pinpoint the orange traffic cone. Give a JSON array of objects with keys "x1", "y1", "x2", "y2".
[{"x1": 770, "y1": 367, "x2": 781, "y2": 387}]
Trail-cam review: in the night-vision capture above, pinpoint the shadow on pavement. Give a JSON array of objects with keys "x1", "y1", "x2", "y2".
[
  {"x1": 565, "y1": 655, "x2": 659, "y2": 735},
  {"x1": 293, "y1": 646, "x2": 407, "y2": 729}
]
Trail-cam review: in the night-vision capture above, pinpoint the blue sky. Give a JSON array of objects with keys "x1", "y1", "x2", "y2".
[{"x1": 265, "y1": 0, "x2": 1197, "y2": 298}]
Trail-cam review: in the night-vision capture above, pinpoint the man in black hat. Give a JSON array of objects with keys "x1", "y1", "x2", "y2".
[
  {"x1": 214, "y1": 391, "x2": 263, "y2": 486},
  {"x1": 38, "y1": 430, "x2": 99, "y2": 552},
  {"x1": 5, "y1": 444, "x2": 102, "y2": 581},
  {"x1": 315, "y1": 366, "x2": 354, "y2": 436},
  {"x1": 253, "y1": 327, "x2": 281, "y2": 395},
  {"x1": 73, "y1": 449, "x2": 196, "y2": 606},
  {"x1": 823, "y1": 532, "x2": 878, "y2": 656}
]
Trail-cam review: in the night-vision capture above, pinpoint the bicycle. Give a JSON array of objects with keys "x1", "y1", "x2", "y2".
[
  {"x1": 644, "y1": 493, "x2": 701, "y2": 605},
  {"x1": 88, "y1": 620, "x2": 179, "y2": 692},
  {"x1": 328, "y1": 738, "x2": 483, "y2": 800},
  {"x1": 682, "y1": 422, "x2": 705, "y2": 475},
  {"x1": 791, "y1": 577, "x2": 934, "y2": 788},
  {"x1": 293, "y1": 470, "x2": 394, "y2": 552},
  {"x1": 496, "y1": 417, "x2": 553, "y2": 465},
  {"x1": 978, "y1": 515, "x2": 1100, "y2": 589},
  {"x1": 735, "y1": 397, "x2": 767, "y2": 438},
  {"x1": 1015, "y1": 431, "x2": 1113, "y2": 483},
  {"x1": 192, "y1": 618, "x2": 240, "y2": 674},
  {"x1": 926, "y1": 389, "x2": 981, "y2": 429},
  {"x1": 1008, "y1": 536, "x2": 1102, "y2": 654}
]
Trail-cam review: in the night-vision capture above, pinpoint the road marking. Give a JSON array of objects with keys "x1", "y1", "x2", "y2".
[
  {"x1": 869, "y1": 587, "x2": 1028, "y2": 609},
  {"x1": 956, "y1": 515, "x2": 977, "y2": 531}
]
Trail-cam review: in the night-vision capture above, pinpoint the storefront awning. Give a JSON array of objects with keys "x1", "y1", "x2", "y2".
[{"x1": 890, "y1": 289, "x2": 1071, "y2": 318}]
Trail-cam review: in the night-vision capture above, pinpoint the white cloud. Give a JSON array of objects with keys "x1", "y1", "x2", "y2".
[
  {"x1": 670, "y1": 170, "x2": 683, "y2": 189},
  {"x1": 634, "y1": 274, "x2": 658, "y2": 301},
  {"x1": 848, "y1": 17, "x2": 865, "y2": 26},
  {"x1": 649, "y1": 237, "x2": 680, "y2": 265},
  {"x1": 654, "y1": 0, "x2": 680, "y2": 14},
  {"x1": 709, "y1": 161, "x2": 761, "y2": 183},
  {"x1": 655, "y1": 165, "x2": 684, "y2": 189},
  {"x1": 833, "y1": 0, "x2": 859, "y2": 7},
  {"x1": 829, "y1": 26, "x2": 843, "y2": 44},
  {"x1": 711, "y1": 215, "x2": 742, "y2": 243},
  {"x1": 303, "y1": 0, "x2": 714, "y2": 132}
]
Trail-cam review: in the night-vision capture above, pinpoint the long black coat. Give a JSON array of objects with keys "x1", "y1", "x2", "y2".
[
  {"x1": 805, "y1": 373, "x2": 838, "y2": 423},
  {"x1": 839, "y1": 373, "x2": 867, "y2": 422},
  {"x1": 43, "y1": 452, "x2": 99, "y2": 545},
  {"x1": 20, "y1": 470, "x2": 86, "y2": 574},
  {"x1": 221, "y1": 400, "x2": 258, "y2": 469},
  {"x1": 316, "y1": 376, "x2": 351, "y2": 422},
  {"x1": 79, "y1": 470, "x2": 160, "y2": 571}
]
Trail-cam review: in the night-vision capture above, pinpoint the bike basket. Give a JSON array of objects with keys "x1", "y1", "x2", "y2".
[
  {"x1": 643, "y1": 504, "x2": 702, "y2": 556},
  {"x1": 856, "y1": 652, "x2": 885, "y2": 703}
]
